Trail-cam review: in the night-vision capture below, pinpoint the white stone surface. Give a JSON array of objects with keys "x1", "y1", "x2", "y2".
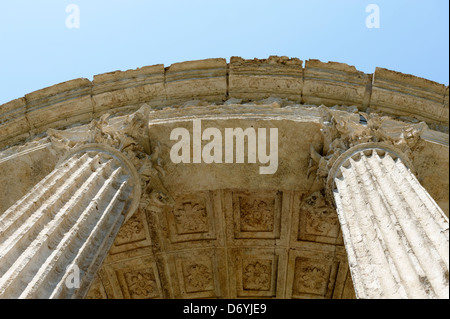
[
  {"x1": 0, "y1": 148, "x2": 137, "y2": 298},
  {"x1": 332, "y1": 148, "x2": 449, "y2": 299}
]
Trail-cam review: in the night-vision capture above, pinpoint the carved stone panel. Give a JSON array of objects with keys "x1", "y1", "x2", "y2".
[
  {"x1": 166, "y1": 248, "x2": 228, "y2": 299},
  {"x1": 123, "y1": 267, "x2": 160, "y2": 299},
  {"x1": 89, "y1": 189, "x2": 354, "y2": 299},
  {"x1": 158, "y1": 191, "x2": 224, "y2": 251},
  {"x1": 286, "y1": 244, "x2": 346, "y2": 299},
  {"x1": 169, "y1": 192, "x2": 211, "y2": 238},
  {"x1": 115, "y1": 214, "x2": 147, "y2": 244},
  {"x1": 291, "y1": 191, "x2": 343, "y2": 246},
  {"x1": 109, "y1": 208, "x2": 152, "y2": 254},
  {"x1": 243, "y1": 260, "x2": 272, "y2": 291},
  {"x1": 228, "y1": 248, "x2": 287, "y2": 298},
  {"x1": 225, "y1": 190, "x2": 289, "y2": 246},
  {"x1": 237, "y1": 194, "x2": 277, "y2": 233},
  {"x1": 292, "y1": 258, "x2": 334, "y2": 297},
  {"x1": 99, "y1": 254, "x2": 162, "y2": 299}
]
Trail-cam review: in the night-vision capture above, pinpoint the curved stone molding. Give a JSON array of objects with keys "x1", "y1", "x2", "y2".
[
  {"x1": 327, "y1": 143, "x2": 449, "y2": 299},
  {"x1": 1, "y1": 56, "x2": 448, "y2": 150},
  {"x1": 370, "y1": 67, "x2": 449, "y2": 132},
  {"x1": 0, "y1": 144, "x2": 141, "y2": 298}
]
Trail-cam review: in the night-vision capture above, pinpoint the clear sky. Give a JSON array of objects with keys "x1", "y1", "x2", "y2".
[{"x1": 0, "y1": 0, "x2": 448, "y2": 105}]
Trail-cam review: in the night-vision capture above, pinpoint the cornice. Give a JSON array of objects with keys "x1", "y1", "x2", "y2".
[{"x1": 1, "y1": 56, "x2": 448, "y2": 150}]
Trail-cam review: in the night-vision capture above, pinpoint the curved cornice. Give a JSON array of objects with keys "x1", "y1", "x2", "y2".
[{"x1": 0, "y1": 56, "x2": 448, "y2": 150}]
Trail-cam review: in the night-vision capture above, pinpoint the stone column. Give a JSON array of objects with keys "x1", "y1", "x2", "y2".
[
  {"x1": 0, "y1": 144, "x2": 141, "y2": 299},
  {"x1": 327, "y1": 143, "x2": 449, "y2": 299}
]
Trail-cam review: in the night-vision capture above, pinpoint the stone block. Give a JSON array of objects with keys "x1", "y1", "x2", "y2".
[
  {"x1": 25, "y1": 78, "x2": 93, "y2": 136},
  {"x1": 370, "y1": 67, "x2": 448, "y2": 128},
  {"x1": 165, "y1": 58, "x2": 227, "y2": 105},
  {"x1": 303, "y1": 59, "x2": 369, "y2": 108},
  {"x1": 92, "y1": 64, "x2": 165, "y2": 116},
  {"x1": 227, "y1": 247, "x2": 287, "y2": 298},
  {"x1": 229, "y1": 56, "x2": 303, "y2": 102},
  {"x1": 0, "y1": 98, "x2": 30, "y2": 148}
]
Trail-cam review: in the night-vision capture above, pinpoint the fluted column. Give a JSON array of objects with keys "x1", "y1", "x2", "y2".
[
  {"x1": 0, "y1": 144, "x2": 141, "y2": 299},
  {"x1": 327, "y1": 143, "x2": 449, "y2": 299}
]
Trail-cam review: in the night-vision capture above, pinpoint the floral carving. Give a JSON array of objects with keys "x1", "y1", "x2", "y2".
[
  {"x1": 173, "y1": 201, "x2": 209, "y2": 234},
  {"x1": 300, "y1": 191, "x2": 339, "y2": 238},
  {"x1": 239, "y1": 198, "x2": 275, "y2": 232},
  {"x1": 243, "y1": 260, "x2": 272, "y2": 291},
  {"x1": 115, "y1": 214, "x2": 146, "y2": 245},
  {"x1": 124, "y1": 268, "x2": 159, "y2": 299},
  {"x1": 293, "y1": 259, "x2": 330, "y2": 296},
  {"x1": 183, "y1": 263, "x2": 213, "y2": 292}
]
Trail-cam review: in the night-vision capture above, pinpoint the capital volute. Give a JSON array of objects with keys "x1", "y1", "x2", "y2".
[
  {"x1": 308, "y1": 105, "x2": 427, "y2": 195},
  {"x1": 47, "y1": 104, "x2": 174, "y2": 217}
]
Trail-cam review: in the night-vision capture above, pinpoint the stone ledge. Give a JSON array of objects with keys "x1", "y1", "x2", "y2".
[
  {"x1": 370, "y1": 67, "x2": 448, "y2": 128},
  {"x1": 1, "y1": 56, "x2": 448, "y2": 150},
  {"x1": 0, "y1": 98, "x2": 29, "y2": 148},
  {"x1": 25, "y1": 78, "x2": 93, "y2": 137},
  {"x1": 92, "y1": 64, "x2": 165, "y2": 116},
  {"x1": 303, "y1": 59, "x2": 370, "y2": 109},
  {"x1": 229, "y1": 56, "x2": 303, "y2": 102},
  {"x1": 165, "y1": 58, "x2": 227, "y2": 105}
]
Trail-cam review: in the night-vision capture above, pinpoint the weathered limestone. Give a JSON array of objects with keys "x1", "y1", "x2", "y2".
[
  {"x1": 0, "y1": 144, "x2": 140, "y2": 298},
  {"x1": 306, "y1": 106, "x2": 449, "y2": 298},
  {"x1": 371, "y1": 67, "x2": 448, "y2": 132},
  {"x1": 1, "y1": 56, "x2": 448, "y2": 152},
  {"x1": 328, "y1": 144, "x2": 449, "y2": 299},
  {"x1": 229, "y1": 56, "x2": 303, "y2": 103},
  {"x1": 92, "y1": 64, "x2": 165, "y2": 117},
  {"x1": 0, "y1": 142, "x2": 57, "y2": 214},
  {"x1": 302, "y1": 60, "x2": 370, "y2": 109},
  {"x1": 165, "y1": 58, "x2": 227, "y2": 105},
  {"x1": 0, "y1": 98, "x2": 29, "y2": 149},
  {"x1": 0, "y1": 57, "x2": 448, "y2": 299},
  {"x1": 25, "y1": 78, "x2": 93, "y2": 137}
]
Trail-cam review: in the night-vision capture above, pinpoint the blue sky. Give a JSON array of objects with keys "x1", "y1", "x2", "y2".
[{"x1": 0, "y1": 0, "x2": 448, "y2": 105}]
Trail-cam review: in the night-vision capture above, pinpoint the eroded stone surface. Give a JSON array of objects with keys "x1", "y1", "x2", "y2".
[
  {"x1": 331, "y1": 148, "x2": 449, "y2": 298},
  {"x1": 89, "y1": 189, "x2": 354, "y2": 299},
  {"x1": 2, "y1": 56, "x2": 448, "y2": 151},
  {"x1": 0, "y1": 57, "x2": 448, "y2": 299}
]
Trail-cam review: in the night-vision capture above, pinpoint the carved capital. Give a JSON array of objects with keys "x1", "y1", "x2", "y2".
[
  {"x1": 308, "y1": 105, "x2": 427, "y2": 189},
  {"x1": 47, "y1": 104, "x2": 174, "y2": 213}
]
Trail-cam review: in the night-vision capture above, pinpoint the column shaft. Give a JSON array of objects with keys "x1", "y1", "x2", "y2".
[
  {"x1": 331, "y1": 149, "x2": 449, "y2": 299},
  {"x1": 0, "y1": 146, "x2": 139, "y2": 298}
]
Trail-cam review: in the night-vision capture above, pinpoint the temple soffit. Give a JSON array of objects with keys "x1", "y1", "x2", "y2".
[
  {"x1": 41, "y1": 102, "x2": 444, "y2": 299},
  {"x1": 46, "y1": 102, "x2": 433, "y2": 218}
]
